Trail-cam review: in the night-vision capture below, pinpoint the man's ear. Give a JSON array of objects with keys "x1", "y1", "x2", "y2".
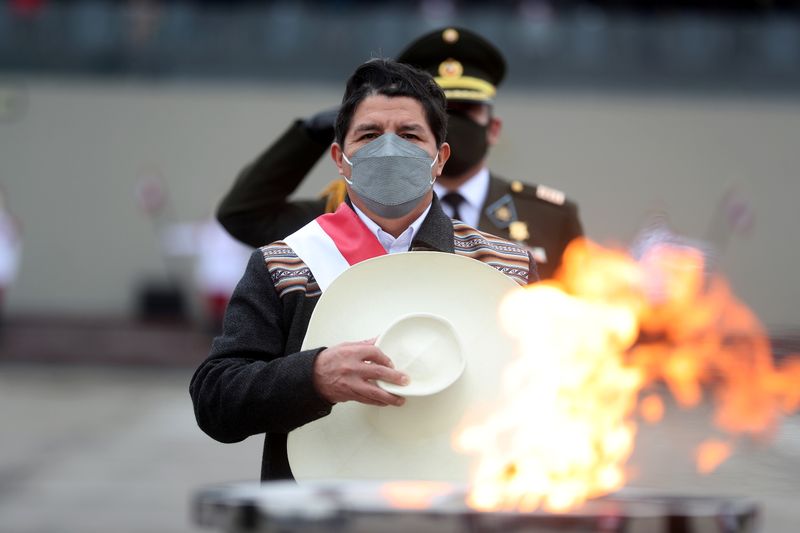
[
  {"x1": 487, "y1": 116, "x2": 502, "y2": 146},
  {"x1": 434, "y1": 142, "x2": 451, "y2": 177},
  {"x1": 331, "y1": 143, "x2": 347, "y2": 176}
]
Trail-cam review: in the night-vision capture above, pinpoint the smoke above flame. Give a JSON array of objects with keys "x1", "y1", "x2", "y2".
[{"x1": 454, "y1": 237, "x2": 800, "y2": 513}]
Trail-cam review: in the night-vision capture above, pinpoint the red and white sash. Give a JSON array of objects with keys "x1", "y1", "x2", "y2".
[{"x1": 283, "y1": 203, "x2": 387, "y2": 292}]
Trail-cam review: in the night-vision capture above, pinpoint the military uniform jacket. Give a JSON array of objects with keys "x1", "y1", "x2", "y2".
[
  {"x1": 190, "y1": 198, "x2": 536, "y2": 481},
  {"x1": 217, "y1": 120, "x2": 582, "y2": 279},
  {"x1": 478, "y1": 174, "x2": 582, "y2": 280},
  {"x1": 217, "y1": 120, "x2": 329, "y2": 249}
]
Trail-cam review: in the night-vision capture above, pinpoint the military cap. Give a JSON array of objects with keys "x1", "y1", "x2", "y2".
[{"x1": 397, "y1": 27, "x2": 506, "y2": 103}]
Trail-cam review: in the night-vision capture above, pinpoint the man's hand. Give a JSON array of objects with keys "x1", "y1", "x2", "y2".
[{"x1": 313, "y1": 339, "x2": 408, "y2": 407}]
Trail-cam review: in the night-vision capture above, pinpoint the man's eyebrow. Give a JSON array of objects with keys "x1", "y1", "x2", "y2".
[
  {"x1": 351, "y1": 122, "x2": 426, "y2": 134},
  {"x1": 397, "y1": 123, "x2": 424, "y2": 131},
  {"x1": 352, "y1": 123, "x2": 381, "y2": 133}
]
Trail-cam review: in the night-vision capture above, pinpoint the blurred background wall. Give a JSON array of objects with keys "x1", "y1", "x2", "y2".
[{"x1": 1, "y1": 0, "x2": 799, "y2": 342}]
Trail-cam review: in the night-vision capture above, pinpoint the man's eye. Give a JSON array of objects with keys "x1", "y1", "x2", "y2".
[
  {"x1": 401, "y1": 133, "x2": 419, "y2": 140},
  {"x1": 358, "y1": 133, "x2": 378, "y2": 141}
]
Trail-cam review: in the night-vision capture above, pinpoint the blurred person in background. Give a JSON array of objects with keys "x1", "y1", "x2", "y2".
[
  {"x1": 191, "y1": 58, "x2": 537, "y2": 481},
  {"x1": 160, "y1": 218, "x2": 252, "y2": 333},
  {"x1": 216, "y1": 27, "x2": 583, "y2": 279},
  {"x1": 0, "y1": 186, "x2": 22, "y2": 335},
  {"x1": 135, "y1": 175, "x2": 251, "y2": 332}
]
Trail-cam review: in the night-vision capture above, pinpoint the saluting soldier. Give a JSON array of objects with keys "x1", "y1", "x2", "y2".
[
  {"x1": 216, "y1": 27, "x2": 583, "y2": 279},
  {"x1": 398, "y1": 27, "x2": 583, "y2": 279}
]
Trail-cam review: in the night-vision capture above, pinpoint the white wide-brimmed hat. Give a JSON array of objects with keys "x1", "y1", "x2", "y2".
[{"x1": 288, "y1": 251, "x2": 521, "y2": 482}]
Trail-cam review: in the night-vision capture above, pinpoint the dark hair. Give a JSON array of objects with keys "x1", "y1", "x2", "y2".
[{"x1": 334, "y1": 58, "x2": 448, "y2": 148}]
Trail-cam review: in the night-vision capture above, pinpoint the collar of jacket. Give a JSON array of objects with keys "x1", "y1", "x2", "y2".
[{"x1": 342, "y1": 194, "x2": 455, "y2": 254}]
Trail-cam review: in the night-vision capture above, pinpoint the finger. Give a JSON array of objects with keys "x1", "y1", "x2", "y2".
[
  {"x1": 354, "y1": 381, "x2": 405, "y2": 407},
  {"x1": 356, "y1": 336, "x2": 378, "y2": 345},
  {"x1": 338, "y1": 342, "x2": 386, "y2": 363},
  {"x1": 347, "y1": 344, "x2": 395, "y2": 369},
  {"x1": 350, "y1": 389, "x2": 390, "y2": 407},
  {"x1": 360, "y1": 348, "x2": 395, "y2": 369},
  {"x1": 359, "y1": 363, "x2": 408, "y2": 387},
  {"x1": 335, "y1": 378, "x2": 393, "y2": 406}
]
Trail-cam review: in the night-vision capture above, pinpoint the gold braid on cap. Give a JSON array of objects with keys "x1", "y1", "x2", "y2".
[
  {"x1": 442, "y1": 89, "x2": 492, "y2": 102},
  {"x1": 320, "y1": 178, "x2": 348, "y2": 213},
  {"x1": 434, "y1": 75, "x2": 496, "y2": 100}
]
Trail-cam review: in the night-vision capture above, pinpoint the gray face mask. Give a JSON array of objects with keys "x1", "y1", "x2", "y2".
[{"x1": 342, "y1": 133, "x2": 438, "y2": 219}]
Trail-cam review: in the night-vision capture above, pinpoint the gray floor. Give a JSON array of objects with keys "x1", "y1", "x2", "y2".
[
  {"x1": 1, "y1": 363, "x2": 798, "y2": 533},
  {"x1": 0, "y1": 364, "x2": 261, "y2": 533}
]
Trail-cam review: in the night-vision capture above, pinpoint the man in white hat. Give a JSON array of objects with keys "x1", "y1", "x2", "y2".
[
  {"x1": 190, "y1": 58, "x2": 537, "y2": 481},
  {"x1": 217, "y1": 27, "x2": 583, "y2": 280}
]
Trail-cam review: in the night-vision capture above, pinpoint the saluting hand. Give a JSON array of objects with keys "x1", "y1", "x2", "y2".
[{"x1": 313, "y1": 339, "x2": 408, "y2": 407}]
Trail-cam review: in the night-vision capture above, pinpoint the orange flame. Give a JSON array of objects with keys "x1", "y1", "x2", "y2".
[
  {"x1": 638, "y1": 394, "x2": 664, "y2": 423},
  {"x1": 455, "y1": 238, "x2": 800, "y2": 512},
  {"x1": 696, "y1": 439, "x2": 733, "y2": 474}
]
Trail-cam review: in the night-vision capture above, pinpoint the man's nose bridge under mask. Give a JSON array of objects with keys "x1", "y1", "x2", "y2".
[
  {"x1": 342, "y1": 133, "x2": 438, "y2": 185},
  {"x1": 340, "y1": 133, "x2": 439, "y2": 219}
]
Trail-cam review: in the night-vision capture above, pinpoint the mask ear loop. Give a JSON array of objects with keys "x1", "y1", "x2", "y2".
[
  {"x1": 428, "y1": 153, "x2": 439, "y2": 186},
  {"x1": 341, "y1": 152, "x2": 355, "y2": 186}
]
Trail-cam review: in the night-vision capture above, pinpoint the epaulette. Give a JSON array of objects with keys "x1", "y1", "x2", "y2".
[
  {"x1": 319, "y1": 179, "x2": 347, "y2": 213},
  {"x1": 509, "y1": 180, "x2": 567, "y2": 206}
]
